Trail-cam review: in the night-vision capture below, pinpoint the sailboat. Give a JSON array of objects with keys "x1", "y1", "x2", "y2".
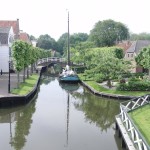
[{"x1": 59, "y1": 11, "x2": 80, "y2": 83}]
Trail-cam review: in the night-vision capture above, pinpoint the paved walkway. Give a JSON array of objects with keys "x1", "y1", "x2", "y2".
[{"x1": 0, "y1": 72, "x2": 24, "y2": 97}]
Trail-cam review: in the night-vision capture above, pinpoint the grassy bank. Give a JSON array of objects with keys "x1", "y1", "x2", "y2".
[
  {"x1": 78, "y1": 74, "x2": 150, "y2": 97},
  {"x1": 11, "y1": 74, "x2": 39, "y2": 96},
  {"x1": 129, "y1": 104, "x2": 150, "y2": 145}
]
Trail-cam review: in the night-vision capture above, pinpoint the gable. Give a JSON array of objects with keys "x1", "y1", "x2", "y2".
[
  {"x1": 0, "y1": 19, "x2": 19, "y2": 39},
  {"x1": 126, "y1": 40, "x2": 150, "y2": 54}
]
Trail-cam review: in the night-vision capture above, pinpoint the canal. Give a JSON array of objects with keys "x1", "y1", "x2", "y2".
[{"x1": 0, "y1": 73, "x2": 123, "y2": 150}]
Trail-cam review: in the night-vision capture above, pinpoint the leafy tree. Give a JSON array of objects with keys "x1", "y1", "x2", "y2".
[
  {"x1": 135, "y1": 47, "x2": 150, "y2": 76},
  {"x1": 12, "y1": 40, "x2": 25, "y2": 87},
  {"x1": 83, "y1": 47, "x2": 131, "y2": 87},
  {"x1": 70, "y1": 41, "x2": 95, "y2": 65},
  {"x1": 29, "y1": 35, "x2": 36, "y2": 40},
  {"x1": 36, "y1": 34, "x2": 57, "y2": 50},
  {"x1": 23, "y1": 43, "x2": 31, "y2": 80},
  {"x1": 89, "y1": 19, "x2": 129, "y2": 47},
  {"x1": 130, "y1": 32, "x2": 150, "y2": 40},
  {"x1": 70, "y1": 33, "x2": 89, "y2": 47},
  {"x1": 57, "y1": 33, "x2": 68, "y2": 55},
  {"x1": 57, "y1": 32, "x2": 89, "y2": 55}
]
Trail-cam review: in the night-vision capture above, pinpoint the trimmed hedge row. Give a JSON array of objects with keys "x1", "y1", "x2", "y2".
[{"x1": 117, "y1": 80, "x2": 150, "y2": 91}]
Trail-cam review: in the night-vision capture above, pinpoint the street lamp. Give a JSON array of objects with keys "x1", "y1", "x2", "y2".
[{"x1": 8, "y1": 48, "x2": 11, "y2": 93}]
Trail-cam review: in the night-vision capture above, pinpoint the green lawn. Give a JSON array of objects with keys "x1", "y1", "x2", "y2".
[
  {"x1": 129, "y1": 104, "x2": 150, "y2": 145},
  {"x1": 11, "y1": 74, "x2": 39, "y2": 96},
  {"x1": 78, "y1": 74, "x2": 150, "y2": 97}
]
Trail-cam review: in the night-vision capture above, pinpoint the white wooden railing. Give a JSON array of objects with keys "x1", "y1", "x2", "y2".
[
  {"x1": 37, "y1": 57, "x2": 66, "y2": 65},
  {"x1": 119, "y1": 95, "x2": 150, "y2": 150}
]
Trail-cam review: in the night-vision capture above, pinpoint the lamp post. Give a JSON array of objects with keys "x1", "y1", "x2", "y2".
[{"x1": 8, "y1": 49, "x2": 11, "y2": 93}]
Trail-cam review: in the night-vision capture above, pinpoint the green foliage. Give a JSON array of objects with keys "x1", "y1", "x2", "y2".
[
  {"x1": 89, "y1": 19, "x2": 129, "y2": 47},
  {"x1": 57, "y1": 33, "x2": 68, "y2": 55},
  {"x1": 85, "y1": 47, "x2": 130, "y2": 77},
  {"x1": 95, "y1": 74, "x2": 105, "y2": 83},
  {"x1": 117, "y1": 78, "x2": 150, "y2": 91},
  {"x1": 57, "y1": 32, "x2": 89, "y2": 55},
  {"x1": 135, "y1": 47, "x2": 150, "y2": 76},
  {"x1": 70, "y1": 33, "x2": 89, "y2": 46},
  {"x1": 12, "y1": 40, "x2": 25, "y2": 72},
  {"x1": 29, "y1": 35, "x2": 36, "y2": 40},
  {"x1": 130, "y1": 32, "x2": 150, "y2": 40},
  {"x1": 114, "y1": 47, "x2": 124, "y2": 59},
  {"x1": 70, "y1": 41, "x2": 95, "y2": 65},
  {"x1": 37, "y1": 34, "x2": 57, "y2": 50}
]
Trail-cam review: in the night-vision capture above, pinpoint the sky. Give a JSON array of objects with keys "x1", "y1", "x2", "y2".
[{"x1": 0, "y1": 0, "x2": 150, "y2": 40}]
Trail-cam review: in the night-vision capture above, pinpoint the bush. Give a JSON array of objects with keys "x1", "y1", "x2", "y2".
[{"x1": 117, "y1": 79, "x2": 150, "y2": 91}]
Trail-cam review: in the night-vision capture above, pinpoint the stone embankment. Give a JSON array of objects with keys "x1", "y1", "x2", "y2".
[
  {"x1": 0, "y1": 67, "x2": 46, "y2": 107},
  {"x1": 81, "y1": 81, "x2": 138, "y2": 100}
]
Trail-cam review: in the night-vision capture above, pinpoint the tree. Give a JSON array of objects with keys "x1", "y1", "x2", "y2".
[
  {"x1": 130, "y1": 32, "x2": 150, "y2": 40},
  {"x1": 12, "y1": 40, "x2": 25, "y2": 87},
  {"x1": 36, "y1": 34, "x2": 57, "y2": 50},
  {"x1": 29, "y1": 35, "x2": 36, "y2": 41},
  {"x1": 70, "y1": 41, "x2": 95, "y2": 65},
  {"x1": 135, "y1": 47, "x2": 150, "y2": 76},
  {"x1": 89, "y1": 19, "x2": 129, "y2": 47},
  {"x1": 57, "y1": 32, "x2": 89, "y2": 55},
  {"x1": 70, "y1": 33, "x2": 89, "y2": 47},
  {"x1": 57, "y1": 33, "x2": 68, "y2": 55},
  {"x1": 23, "y1": 42, "x2": 31, "y2": 80},
  {"x1": 83, "y1": 47, "x2": 131, "y2": 87}
]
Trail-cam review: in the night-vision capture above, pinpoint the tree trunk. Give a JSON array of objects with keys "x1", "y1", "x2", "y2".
[
  {"x1": 107, "y1": 79, "x2": 112, "y2": 88},
  {"x1": 17, "y1": 71, "x2": 20, "y2": 88},
  {"x1": 23, "y1": 68, "x2": 25, "y2": 82},
  {"x1": 27, "y1": 66, "x2": 29, "y2": 78}
]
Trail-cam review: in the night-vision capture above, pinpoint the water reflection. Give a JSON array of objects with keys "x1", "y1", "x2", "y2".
[
  {"x1": 72, "y1": 88, "x2": 120, "y2": 132},
  {"x1": 59, "y1": 82, "x2": 80, "y2": 147},
  {"x1": 0, "y1": 74, "x2": 123, "y2": 150},
  {"x1": 0, "y1": 96, "x2": 37, "y2": 150}
]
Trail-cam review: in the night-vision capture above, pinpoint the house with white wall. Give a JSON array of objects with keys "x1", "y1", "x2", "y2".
[{"x1": 0, "y1": 27, "x2": 14, "y2": 73}]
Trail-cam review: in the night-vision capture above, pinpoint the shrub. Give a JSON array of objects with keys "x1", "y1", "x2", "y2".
[{"x1": 117, "y1": 80, "x2": 150, "y2": 91}]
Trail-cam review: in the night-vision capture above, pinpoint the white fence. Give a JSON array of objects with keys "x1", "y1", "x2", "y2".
[
  {"x1": 37, "y1": 57, "x2": 66, "y2": 65},
  {"x1": 119, "y1": 95, "x2": 150, "y2": 150}
]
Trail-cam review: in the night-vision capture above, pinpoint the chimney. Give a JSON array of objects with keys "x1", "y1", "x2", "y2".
[{"x1": 16, "y1": 18, "x2": 20, "y2": 39}]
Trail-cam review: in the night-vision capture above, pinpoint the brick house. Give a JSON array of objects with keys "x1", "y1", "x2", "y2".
[{"x1": 124, "y1": 40, "x2": 150, "y2": 73}]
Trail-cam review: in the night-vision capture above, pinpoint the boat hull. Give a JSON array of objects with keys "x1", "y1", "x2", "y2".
[{"x1": 59, "y1": 75, "x2": 80, "y2": 83}]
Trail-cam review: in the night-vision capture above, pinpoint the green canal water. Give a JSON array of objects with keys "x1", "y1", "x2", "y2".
[{"x1": 0, "y1": 74, "x2": 124, "y2": 150}]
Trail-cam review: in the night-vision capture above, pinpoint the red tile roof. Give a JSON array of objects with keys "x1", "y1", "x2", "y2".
[
  {"x1": 19, "y1": 32, "x2": 31, "y2": 43},
  {"x1": 116, "y1": 41, "x2": 132, "y2": 52},
  {"x1": 0, "y1": 19, "x2": 19, "y2": 39}
]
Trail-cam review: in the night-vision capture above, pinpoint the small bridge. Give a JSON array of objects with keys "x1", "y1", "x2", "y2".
[{"x1": 37, "y1": 57, "x2": 66, "y2": 66}]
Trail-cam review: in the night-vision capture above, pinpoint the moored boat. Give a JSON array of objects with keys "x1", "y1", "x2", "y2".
[{"x1": 59, "y1": 65, "x2": 80, "y2": 83}]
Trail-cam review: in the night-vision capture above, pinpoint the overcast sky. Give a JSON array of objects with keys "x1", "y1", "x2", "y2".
[{"x1": 0, "y1": 0, "x2": 149, "y2": 40}]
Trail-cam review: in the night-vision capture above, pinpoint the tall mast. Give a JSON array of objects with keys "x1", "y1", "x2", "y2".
[{"x1": 67, "y1": 11, "x2": 70, "y2": 66}]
